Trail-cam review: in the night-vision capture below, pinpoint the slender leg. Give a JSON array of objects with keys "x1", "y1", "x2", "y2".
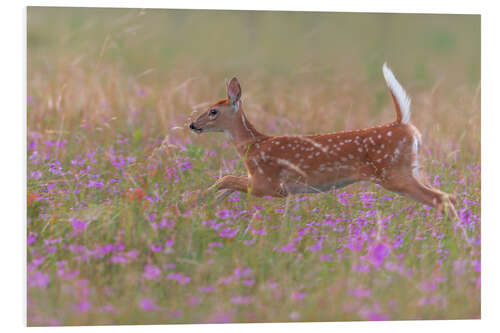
[
  {"x1": 381, "y1": 175, "x2": 457, "y2": 218},
  {"x1": 414, "y1": 167, "x2": 458, "y2": 205},
  {"x1": 414, "y1": 168, "x2": 432, "y2": 188},
  {"x1": 214, "y1": 189, "x2": 236, "y2": 205},
  {"x1": 415, "y1": 168, "x2": 458, "y2": 216},
  {"x1": 207, "y1": 175, "x2": 249, "y2": 193},
  {"x1": 419, "y1": 171, "x2": 457, "y2": 208},
  {"x1": 198, "y1": 175, "x2": 249, "y2": 205}
]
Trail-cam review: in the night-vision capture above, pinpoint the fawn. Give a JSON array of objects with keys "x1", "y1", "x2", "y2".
[{"x1": 189, "y1": 63, "x2": 457, "y2": 216}]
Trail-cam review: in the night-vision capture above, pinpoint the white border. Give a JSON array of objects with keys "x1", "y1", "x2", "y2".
[{"x1": 3, "y1": 0, "x2": 498, "y2": 332}]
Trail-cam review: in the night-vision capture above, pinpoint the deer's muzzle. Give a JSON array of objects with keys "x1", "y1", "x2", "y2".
[{"x1": 189, "y1": 122, "x2": 203, "y2": 134}]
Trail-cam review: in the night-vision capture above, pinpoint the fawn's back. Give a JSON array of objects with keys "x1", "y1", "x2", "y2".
[{"x1": 244, "y1": 121, "x2": 419, "y2": 195}]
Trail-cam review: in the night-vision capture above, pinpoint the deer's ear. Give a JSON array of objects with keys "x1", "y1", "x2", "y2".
[{"x1": 227, "y1": 77, "x2": 241, "y2": 106}]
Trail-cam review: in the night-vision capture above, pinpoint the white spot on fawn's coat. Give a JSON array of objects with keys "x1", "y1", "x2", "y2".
[{"x1": 277, "y1": 158, "x2": 307, "y2": 178}]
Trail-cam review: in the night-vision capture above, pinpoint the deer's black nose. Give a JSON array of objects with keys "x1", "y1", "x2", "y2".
[{"x1": 189, "y1": 122, "x2": 202, "y2": 133}]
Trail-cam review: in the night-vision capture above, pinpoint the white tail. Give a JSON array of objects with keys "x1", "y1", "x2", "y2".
[
  {"x1": 189, "y1": 68, "x2": 456, "y2": 216},
  {"x1": 383, "y1": 62, "x2": 411, "y2": 124}
]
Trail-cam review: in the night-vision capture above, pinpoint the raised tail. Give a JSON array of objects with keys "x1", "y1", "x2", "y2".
[{"x1": 382, "y1": 62, "x2": 411, "y2": 124}]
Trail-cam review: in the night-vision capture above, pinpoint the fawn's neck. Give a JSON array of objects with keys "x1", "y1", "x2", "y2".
[{"x1": 226, "y1": 109, "x2": 267, "y2": 156}]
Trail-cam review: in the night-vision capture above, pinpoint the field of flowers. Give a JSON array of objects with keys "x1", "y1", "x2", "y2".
[{"x1": 27, "y1": 8, "x2": 480, "y2": 325}]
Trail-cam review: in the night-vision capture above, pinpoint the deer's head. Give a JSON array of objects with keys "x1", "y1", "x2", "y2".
[{"x1": 189, "y1": 77, "x2": 242, "y2": 135}]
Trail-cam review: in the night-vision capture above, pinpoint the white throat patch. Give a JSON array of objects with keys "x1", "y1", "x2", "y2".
[{"x1": 232, "y1": 101, "x2": 240, "y2": 112}]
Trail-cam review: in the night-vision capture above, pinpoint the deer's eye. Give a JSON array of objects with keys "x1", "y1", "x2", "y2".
[{"x1": 209, "y1": 109, "x2": 218, "y2": 116}]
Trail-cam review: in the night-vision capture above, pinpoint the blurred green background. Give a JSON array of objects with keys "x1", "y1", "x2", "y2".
[{"x1": 28, "y1": 7, "x2": 480, "y2": 86}]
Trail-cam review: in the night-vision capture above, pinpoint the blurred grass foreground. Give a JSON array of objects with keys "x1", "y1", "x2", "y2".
[{"x1": 27, "y1": 7, "x2": 480, "y2": 325}]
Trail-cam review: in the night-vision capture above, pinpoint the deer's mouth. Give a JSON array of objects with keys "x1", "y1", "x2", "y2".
[{"x1": 189, "y1": 122, "x2": 203, "y2": 134}]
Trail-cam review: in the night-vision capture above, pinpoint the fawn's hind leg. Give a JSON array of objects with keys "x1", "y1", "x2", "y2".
[
  {"x1": 413, "y1": 167, "x2": 458, "y2": 207},
  {"x1": 381, "y1": 175, "x2": 457, "y2": 217}
]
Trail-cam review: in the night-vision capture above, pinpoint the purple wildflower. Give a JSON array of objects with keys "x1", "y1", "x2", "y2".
[
  {"x1": 360, "y1": 309, "x2": 389, "y2": 321},
  {"x1": 199, "y1": 286, "x2": 215, "y2": 293},
  {"x1": 181, "y1": 161, "x2": 194, "y2": 171},
  {"x1": 320, "y1": 253, "x2": 333, "y2": 262},
  {"x1": 75, "y1": 299, "x2": 91, "y2": 313},
  {"x1": 219, "y1": 227, "x2": 239, "y2": 238},
  {"x1": 348, "y1": 287, "x2": 371, "y2": 299},
  {"x1": 353, "y1": 263, "x2": 371, "y2": 273},
  {"x1": 139, "y1": 298, "x2": 159, "y2": 311},
  {"x1": 167, "y1": 272, "x2": 191, "y2": 285},
  {"x1": 100, "y1": 304, "x2": 118, "y2": 313},
  {"x1": 243, "y1": 239, "x2": 255, "y2": 245},
  {"x1": 280, "y1": 242, "x2": 297, "y2": 253},
  {"x1": 367, "y1": 242, "x2": 390, "y2": 269},
  {"x1": 27, "y1": 232, "x2": 37, "y2": 245},
  {"x1": 337, "y1": 192, "x2": 354, "y2": 206},
  {"x1": 241, "y1": 279, "x2": 255, "y2": 286},
  {"x1": 251, "y1": 228, "x2": 267, "y2": 235},
  {"x1": 309, "y1": 239, "x2": 323, "y2": 252},
  {"x1": 234, "y1": 267, "x2": 252, "y2": 279},
  {"x1": 216, "y1": 209, "x2": 232, "y2": 219},
  {"x1": 151, "y1": 244, "x2": 163, "y2": 252},
  {"x1": 70, "y1": 218, "x2": 88, "y2": 234},
  {"x1": 143, "y1": 264, "x2": 162, "y2": 281},
  {"x1": 227, "y1": 192, "x2": 241, "y2": 202},
  {"x1": 359, "y1": 192, "x2": 376, "y2": 208},
  {"x1": 57, "y1": 265, "x2": 79, "y2": 280},
  {"x1": 208, "y1": 311, "x2": 235, "y2": 323},
  {"x1": 291, "y1": 291, "x2": 306, "y2": 302},
  {"x1": 30, "y1": 170, "x2": 42, "y2": 180},
  {"x1": 165, "y1": 238, "x2": 174, "y2": 248},
  {"x1": 231, "y1": 296, "x2": 252, "y2": 305},
  {"x1": 432, "y1": 175, "x2": 442, "y2": 187},
  {"x1": 28, "y1": 271, "x2": 50, "y2": 289}
]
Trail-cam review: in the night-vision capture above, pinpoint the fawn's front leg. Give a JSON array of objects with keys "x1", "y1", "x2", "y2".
[{"x1": 198, "y1": 175, "x2": 250, "y2": 205}]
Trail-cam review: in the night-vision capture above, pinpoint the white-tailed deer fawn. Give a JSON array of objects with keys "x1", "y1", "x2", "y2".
[{"x1": 189, "y1": 63, "x2": 457, "y2": 216}]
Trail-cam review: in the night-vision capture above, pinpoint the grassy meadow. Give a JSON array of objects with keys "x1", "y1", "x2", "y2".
[{"x1": 27, "y1": 8, "x2": 480, "y2": 325}]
